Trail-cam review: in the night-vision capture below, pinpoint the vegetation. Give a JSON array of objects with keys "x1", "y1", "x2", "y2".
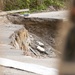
[{"x1": 0, "y1": 0, "x2": 64, "y2": 12}]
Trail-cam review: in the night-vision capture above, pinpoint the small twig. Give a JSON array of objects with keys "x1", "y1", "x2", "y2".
[{"x1": 30, "y1": 47, "x2": 38, "y2": 56}]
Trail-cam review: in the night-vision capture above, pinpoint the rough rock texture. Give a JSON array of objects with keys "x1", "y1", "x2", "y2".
[
  {"x1": 10, "y1": 27, "x2": 58, "y2": 58},
  {"x1": 9, "y1": 27, "x2": 31, "y2": 55},
  {"x1": 7, "y1": 15, "x2": 62, "y2": 48}
]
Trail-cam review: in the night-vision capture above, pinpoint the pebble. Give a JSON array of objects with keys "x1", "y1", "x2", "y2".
[
  {"x1": 36, "y1": 41, "x2": 44, "y2": 47},
  {"x1": 37, "y1": 46, "x2": 45, "y2": 52}
]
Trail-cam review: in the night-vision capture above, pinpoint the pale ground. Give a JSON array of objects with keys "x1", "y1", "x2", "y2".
[
  {"x1": 28, "y1": 10, "x2": 68, "y2": 20},
  {"x1": 0, "y1": 16, "x2": 60, "y2": 75}
]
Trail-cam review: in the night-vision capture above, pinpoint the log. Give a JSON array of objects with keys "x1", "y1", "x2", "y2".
[
  {"x1": 0, "y1": 9, "x2": 29, "y2": 16},
  {"x1": 0, "y1": 58, "x2": 58, "y2": 75}
]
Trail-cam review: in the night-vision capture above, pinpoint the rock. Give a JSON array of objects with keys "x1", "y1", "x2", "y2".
[
  {"x1": 37, "y1": 46, "x2": 45, "y2": 52},
  {"x1": 49, "y1": 6, "x2": 56, "y2": 11},
  {"x1": 30, "y1": 35, "x2": 34, "y2": 41},
  {"x1": 36, "y1": 41, "x2": 44, "y2": 47},
  {"x1": 10, "y1": 27, "x2": 30, "y2": 54},
  {"x1": 24, "y1": 13, "x2": 29, "y2": 16}
]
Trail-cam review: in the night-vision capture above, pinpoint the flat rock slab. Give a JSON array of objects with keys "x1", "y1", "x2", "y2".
[
  {"x1": 28, "y1": 10, "x2": 68, "y2": 20},
  {"x1": 0, "y1": 58, "x2": 58, "y2": 75}
]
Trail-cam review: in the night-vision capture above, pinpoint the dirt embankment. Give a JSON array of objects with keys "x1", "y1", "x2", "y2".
[{"x1": 7, "y1": 15, "x2": 63, "y2": 48}]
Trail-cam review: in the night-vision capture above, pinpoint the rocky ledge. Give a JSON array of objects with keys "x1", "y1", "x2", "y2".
[{"x1": 7, "y1": 14, "x2": 63, "y2": 48}]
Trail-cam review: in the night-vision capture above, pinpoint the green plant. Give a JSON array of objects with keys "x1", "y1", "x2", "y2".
[
  {"x1": 3, "y1": 0, "x2": 64, "y2": 12},
  {"x1": 44, "y1": 0, "x2": 64, "y2": 7}
]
